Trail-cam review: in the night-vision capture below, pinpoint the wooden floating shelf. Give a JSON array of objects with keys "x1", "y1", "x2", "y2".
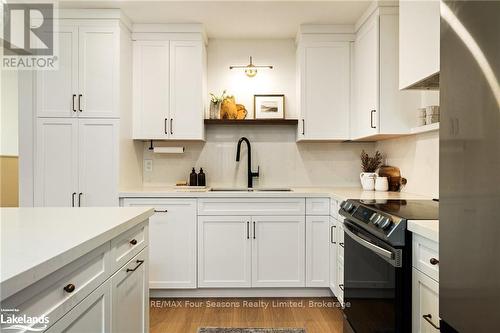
[
  {"x1": 410, "y1": 122, "x2": 440, "y2": 134},
  {"x1": 204, "y1": 119, "x2": 298, "y2": 125}
]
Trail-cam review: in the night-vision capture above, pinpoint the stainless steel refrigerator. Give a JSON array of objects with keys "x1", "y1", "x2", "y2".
[{"x1": 440, "y1": 1, "x2": 500, "y2": 332}]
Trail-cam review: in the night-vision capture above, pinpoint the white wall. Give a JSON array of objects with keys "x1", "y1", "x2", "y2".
[
  {"x1": 207, "y1": 39, "x2": 297, "y2": 119},
  {"x1": 375, "y1": 91, "x2": 440, "y2": 198},
  {"x1": 1, "y1": 71, "x2": 19, "y2": 156},
  {"x1": 143, "y1": 126, "x2": 375, "y2": 188}
]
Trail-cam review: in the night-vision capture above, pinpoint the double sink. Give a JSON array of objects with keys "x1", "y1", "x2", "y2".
[{"x1": 209, "y1": 188, "x2": 292, "y2": 192}]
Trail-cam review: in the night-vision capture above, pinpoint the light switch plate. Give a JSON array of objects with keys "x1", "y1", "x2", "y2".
[{"x1": 144, "y1": 159, "x2": 153, "y2": 172}]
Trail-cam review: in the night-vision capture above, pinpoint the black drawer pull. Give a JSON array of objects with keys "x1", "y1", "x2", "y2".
[
  {"x1": 339, "y1": 284, "x2": 344, "y2": 291},
  {"x1": 129, "y1": 239, "x2": 138, "y2": 245},
  {"x1": 72, "y1": 94, "x2": 76, "y2": 112},
  {"x1": 78, "y1": 94, "x2": 83, "y2": 112},
  {"x1": 339, "y1": 242, "x2": 344, "y2": 248},
  {"x1": 422, "y1": 314, "x2": 440, "y2": 330},
  {"x1": 154, "y1": 209, "x2": 168, "y2": 213},
  {"x1": 126, "y1": 260, "x2": 144, "y2": 273},
  {"x1": 63, "y1": 284, "x2": 76, "y2": 293},
  {"x1": 429, "y1": 258, "x2": 439, "y2": 265}
]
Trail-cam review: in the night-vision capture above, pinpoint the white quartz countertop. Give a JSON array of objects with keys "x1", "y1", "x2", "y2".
[
  {"x1": 119, "y1": 186, "x2": 431, "y2": 202},
  {"x1": 408, "y1": 220, "x2": 439, "y2": 242},
  {"x1": 0, "y1": 207, "x2": 154, "y2": 300}
]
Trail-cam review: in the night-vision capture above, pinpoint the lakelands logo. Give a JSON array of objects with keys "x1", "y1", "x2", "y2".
[
  {"x1": 2, "y1": 1, "x2": 58, "y2": 70},
  {"x1": 0, "y1": 313, "x2": 49, "y2": 332}
]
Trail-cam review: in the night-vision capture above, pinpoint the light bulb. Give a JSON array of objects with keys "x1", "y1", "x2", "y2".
[{"x1": 245, "y1": 67, "x2": 257, "y2": 77}]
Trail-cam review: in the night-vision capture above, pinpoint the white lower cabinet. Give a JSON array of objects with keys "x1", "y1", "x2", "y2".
[
  {"x1": 198, "y1": 216, "x2": 252, "y2": 288},
  {"x1": 252, "y1": 216, "x2": 305, "y2": 287},
  {"x1": 412, "y1": 268, "x2": 439, "y2": 333},
  {"x1": 111, "y1": 249, "x2": 149, "y2": 333},
  {"x1": 122, "y1": 198, "x2": 197, "y2": 289},
  {"x1": 197, "y1": 215, "x2": 305, "y2": 288},
  {"x1": 412, "y1": 234, "x2": 440, "y2": 333},
  {"x1": 45, "y1": 280, "x2": 111, "y2": 333},
  {"x1": 306, "y1": 215, "x2": 330, "y2": 287}
]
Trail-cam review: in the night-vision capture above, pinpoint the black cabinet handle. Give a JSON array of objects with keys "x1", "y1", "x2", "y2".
[
  {"x1": 126, "y1": 259, "x2": 144, "y2": 273},
  {"x1": 154, "y1": 209, "x2": 168, "y2": 213},
  {"x1": 339, "y1": 284, "x2": 344, "y2": 291},
  {"x1": 331, "y1": 226, "x2": 337, "y2": 244},
  {"x1": 164, "y1": 118, "x2": 168, "y2": 134},
  {"x1": 72, "y1": 192, "x2": 76, "y2": 207},
  {"x1": 302, "y1": 119, "x2": 305, "y2": 135},
  {"x1": 63, "y1": 283, "x2": 76, "y2": 293},
  {"x1": 247, "y1": 221, "x2": 250, "y2": 239},
  {"x1": 339, "y1": 242, "x2": 344, "y2": 248},
  {"x1": 78, "y1": 192, "x2": 82, "y2": 207},
  {"x1": 72, "y1": 94, "x2": 76, "y2": 112},
  {"x1": 253, "y1": 221, "x2": 256, "y2": 239},
  {"x1": 422, "y1": 314, "x2": 440, "y2": 330},
  {"x1": 430, "y1": 258, "x2": 439, "y2": 265},
  {"x1": 170, "y1": 119, "x2": 173, "y2": 135},
  {"x1": 78, "y1": 94, "x2": 83, "y2": 112},
  {"x1": 370, "y1": 110, "x2": 376, "y2": 128},
  {"x1": 129, "y1": 239, "x2": 138, "y2": 245}
]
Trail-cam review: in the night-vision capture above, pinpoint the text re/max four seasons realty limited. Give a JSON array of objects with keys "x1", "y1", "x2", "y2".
[{"x1": 150, "y1": 300, "x2": 345, "y2": 309}]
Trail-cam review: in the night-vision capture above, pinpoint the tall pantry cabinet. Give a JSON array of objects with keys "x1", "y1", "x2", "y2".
[{"x1": 34, "y1": 12, "x2": 130, "y2": 207}]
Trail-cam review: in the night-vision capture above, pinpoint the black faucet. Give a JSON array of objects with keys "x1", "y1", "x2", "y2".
[{"x1": 236, "y1": 137, "x2": 260, "y2": 188}]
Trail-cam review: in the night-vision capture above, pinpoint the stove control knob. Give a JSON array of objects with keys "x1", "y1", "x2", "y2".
[
  {"x1": 372, "y1": 214, "x2": 382, "y2": 225},
  {"x1": 379, "y1": 217, "x2": 393, "y2": 229}
]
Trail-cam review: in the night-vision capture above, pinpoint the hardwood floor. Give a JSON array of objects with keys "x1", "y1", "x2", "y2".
[{"x1": 150, "y1": 297, "x2": 344, "y2": 333}]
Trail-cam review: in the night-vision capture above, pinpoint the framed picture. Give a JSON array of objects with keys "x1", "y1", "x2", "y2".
[{"x1": 254, "y1": 94, "x2": 285, "y2": 119}]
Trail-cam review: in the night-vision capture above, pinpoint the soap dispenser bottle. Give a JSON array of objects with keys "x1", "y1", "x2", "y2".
[
  {"x1": 189, "y1": 167, "x2": 198, "y2": 186},
  {"x1": 198, "y1": 168, "x2": 206, "y2": 186}
]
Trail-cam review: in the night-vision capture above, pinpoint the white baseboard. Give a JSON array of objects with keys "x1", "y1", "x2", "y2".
[{"x1": 150, "y1": 288, "x2": 334, "y2": 298}]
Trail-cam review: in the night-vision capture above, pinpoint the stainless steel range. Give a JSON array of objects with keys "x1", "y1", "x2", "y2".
[{"x1": 338, "y1": 199, "x2": 439, "y2": 333}]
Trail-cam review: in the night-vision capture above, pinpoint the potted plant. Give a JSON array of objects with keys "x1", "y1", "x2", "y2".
[
  {"x1": 360, "y1": 150, "x2": 383, "y2": 190},
  {"x1": 209, "y1": 90, "x2": 230, "y2": 119}
]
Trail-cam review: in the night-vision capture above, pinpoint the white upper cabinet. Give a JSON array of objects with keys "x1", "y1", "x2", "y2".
[
  {"x1": 36, "y1": 22, "x2": 120, "y2": 118},
  {"x1": 133, "y1": 35, "x2": 206, "y2": 140},
  {"x1": 133, "y1": 41, "x2": 170, "y2": 139},
  {"x1": 351, "y1": 7, "x2": 420, "y2": 140},
  {"x1": 36, "y1": 24, "x2": 79, "y2": 118},
  {"x1": 296, "y1": 38, "x2": 351, "y2": 141},
  {"x1": 169, "y1": 41, "x2": 205, "y2": 140},
  {"x1": 78, "y1": 26, "x2": 119, "y2": 118},
  {"x1": 399, "y1": 0, "x2": 440, "y2": 89}
]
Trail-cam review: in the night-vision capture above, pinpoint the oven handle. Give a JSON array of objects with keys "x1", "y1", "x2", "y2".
[{"x1": 344, "y1": 227, "x2": 393, "y2": 260}]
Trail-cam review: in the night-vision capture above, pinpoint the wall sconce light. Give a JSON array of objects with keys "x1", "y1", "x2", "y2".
[{"x1": 229, "y1": 56, "x2": 273, "y2": 78}]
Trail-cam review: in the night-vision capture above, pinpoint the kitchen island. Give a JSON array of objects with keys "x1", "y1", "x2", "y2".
[{"x1": 0, "y1": 207, "x2": 154, "y2": 333}]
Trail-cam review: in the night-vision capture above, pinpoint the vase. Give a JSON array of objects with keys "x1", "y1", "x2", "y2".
[
  {"x1": 209, "y1": 102, "x2": 221, "y2": 119},
  {"x1": 360, "y1": 172, "x2": 377, "y2": 191}
]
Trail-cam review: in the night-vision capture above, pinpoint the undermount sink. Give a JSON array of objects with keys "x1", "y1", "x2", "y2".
[{"x1": 209, "y1": 188, "x2": 292, "y2": 192}]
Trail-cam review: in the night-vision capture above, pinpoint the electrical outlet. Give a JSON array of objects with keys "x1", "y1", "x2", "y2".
[{"x1": 144, "y1": 159, "x2": 153, "y2": 172}]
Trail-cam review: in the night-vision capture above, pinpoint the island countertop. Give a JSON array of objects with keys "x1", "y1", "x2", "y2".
[{"x1": 0, "y1": 207, "x2": 154, "y2": 301}]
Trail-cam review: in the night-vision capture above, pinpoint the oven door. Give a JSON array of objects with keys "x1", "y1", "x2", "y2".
[{"x1": 343, "y1": 220, "x2": 409, "y2": 333}]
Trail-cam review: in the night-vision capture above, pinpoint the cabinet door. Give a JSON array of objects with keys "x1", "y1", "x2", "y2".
[
  {"x1": 353, "y1": 14, "x2": 379, "y2": 139},
  {"x1": 132, "y1": 41, "x2": 170, "y2": 139},
  {"x1": 112, "y1": 249, "x2": 148, "y2": 333},
  {"x1": 336, "y1": 221, "x2": 345, "y2": 302},
  {"x1": 252, "y1": 216, "x2": 305, "y2": 287},
  {"x1": 78, "y1": 119, "x2": 118, "y2": 207},
  {"x1": 169, "y1": 41, "x2": 204, "y2": 140},
  {"x1": 399, "y1": 0, "x2": 440, "y2": 89},
  {"x1": 35, "y1": 118, "x2": 78, "y2": 207},
  {"x1": 299, "y1": 42, "x2": 350, "y2": 140},
  {"x1": 306, "y1": 215, "x2": 330, "y2": 287},
  {"x1": 329, "y1": 217, "x2": 338, "y2": 294},
  {"x1": 412, "y1": 268, "x2": 439, "y2": 333},
  {"x1": 45, "y1": 280, "x2": 111, "y2": 333},
  {"x1": 78, "y1": 26, "x2": 119, "y2": 118},
  {"x1": 198, "y1": 216, "x2": 252, "y2": 288},
  {"x1": 36, "y1": 24, "x2": 78, "y2": 118},
  {"x1": 123, "y1": 199, "x2": 197, "y2": 289}
]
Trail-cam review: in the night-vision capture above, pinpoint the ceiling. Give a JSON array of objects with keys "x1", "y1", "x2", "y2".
[{"x1": 60, "y1": 1, "x2": 371, "y2": 39}]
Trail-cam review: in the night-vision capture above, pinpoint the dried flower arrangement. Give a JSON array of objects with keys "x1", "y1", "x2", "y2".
[{"x1": 360, "y1": 150, "x2": 383, "y2": 172}]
